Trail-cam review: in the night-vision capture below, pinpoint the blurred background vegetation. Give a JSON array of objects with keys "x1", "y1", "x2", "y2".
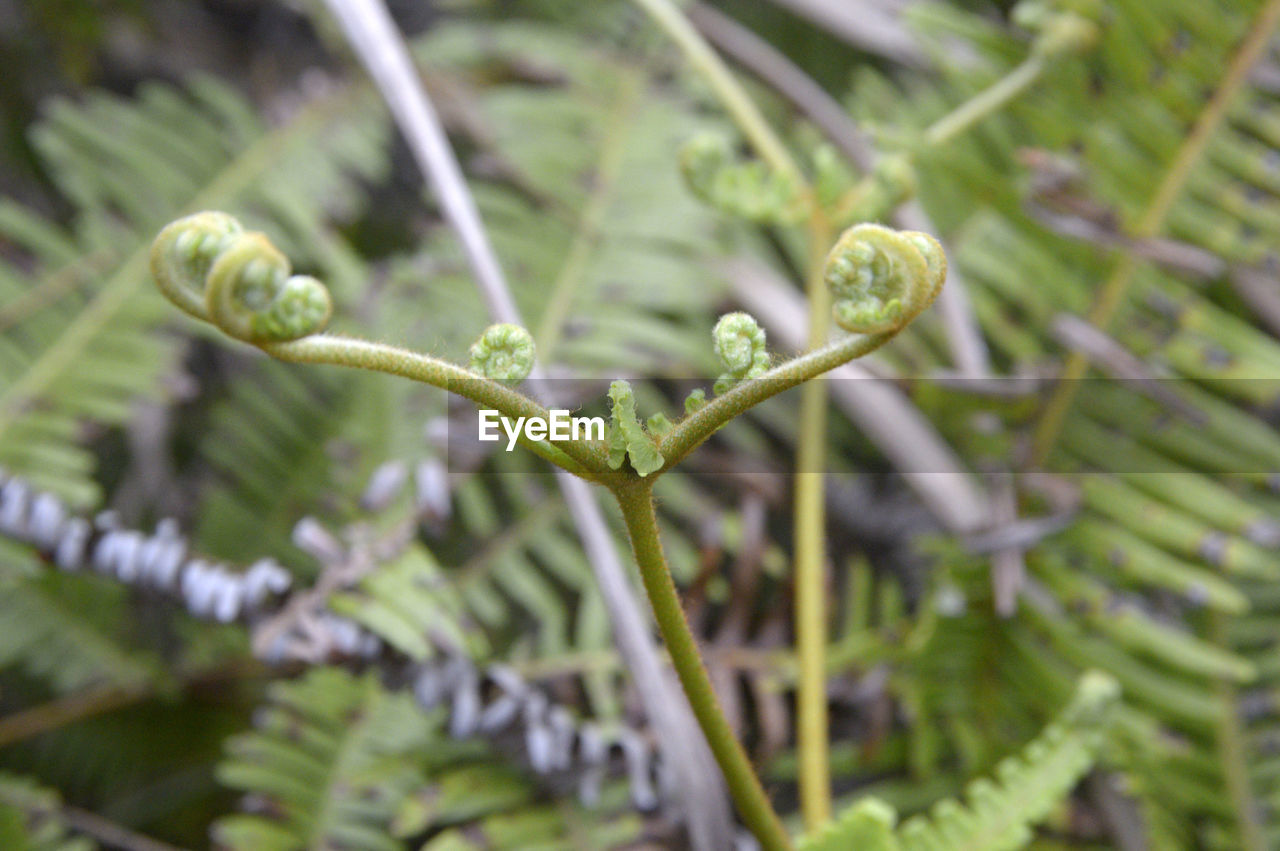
[{"x1": 2, "y1": 0, "x2": 1280, "y2": 848}]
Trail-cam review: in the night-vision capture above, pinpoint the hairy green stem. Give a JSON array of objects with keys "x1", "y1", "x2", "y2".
[
  {"x1": 658, "y1": 329, "x2": 896, "y2": 470},
  {"x1": 259, "y1": 327, "x2": 898, "y2": 486},
  {"x1": 263, "y1": 334, "x2": 610, "y2": 479},
  {"x1": 614, "y1": 481, "x2": 793, "y2": 851},
  {"x1": 630, "y1": 0, "x2": 806, "y2": 188}
]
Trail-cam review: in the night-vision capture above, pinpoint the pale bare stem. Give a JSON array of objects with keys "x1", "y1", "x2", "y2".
[
  {"x1": 320, "y1": 0, "x2": 519, "y2": 322},
  {"x1": 318, "y1": 3, "x2": 737, "y2": 846},
  {"x1": 630, "y1": 0, "x2": 807, "y2": 189},
  {"x1": 658, "y1": 330, "x2": 897, "y2": 471}
]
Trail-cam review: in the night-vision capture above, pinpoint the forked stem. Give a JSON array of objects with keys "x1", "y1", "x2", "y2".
[{"x1": 150, "y1": 208, "x2": 944, "y2": 851}]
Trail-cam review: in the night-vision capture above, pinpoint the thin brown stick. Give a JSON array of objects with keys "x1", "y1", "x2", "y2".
[
  {"x1": 314, "y1": 4, "x2": 735, "y2": 845},
  {"x1": 60, "y1": 806, "x2": 189, "y2": 851},
  {"x1": 0, "y1": 684, "x2": 148, "y2": 748}
]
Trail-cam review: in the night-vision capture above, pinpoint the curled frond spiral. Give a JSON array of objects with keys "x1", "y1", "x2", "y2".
[
  {"x1": 151, "y1": 212, "x2": 332, "y2": 343},
  {"x1": 468, "y1": 323, "x2": 536, "y2": 382},
  {"x1": 150, "y1": 212, "x2": 244, "y2": 321},
  {"x1": 712, "y1": 312, "x2": 770, "y2": 395},
  {"x1": 206, "y1": 234, "x2": 332, "y2": 343},
  {"x1": 823, "y1": 223, "x2": 947, "y2": 335},
  {"x1": 678, "y1": 133, "x2": 803, "y2": 224}
]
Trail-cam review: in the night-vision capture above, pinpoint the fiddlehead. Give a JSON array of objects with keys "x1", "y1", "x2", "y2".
[
  {"x1": 205, "y1": 233, "x2": 332, "y2": 343},
  {"x1": 824, "y1": 223, "x2": 946, "y2": 335},
  {"x1": 151, "y1": 212, "x2": 332, "y2": 343},
  {"x1": 712, "y1": 312, "x2": 770, "y2": 395},
  {"x1": 679, "y1": 133, "x2": 804, "y2": 224},
  {"x1": 150, "y1": 211, "x2": 244, "y2": 321},
  {"x1": 469, "y1": 323, "x2": 536, "y2": 382}
]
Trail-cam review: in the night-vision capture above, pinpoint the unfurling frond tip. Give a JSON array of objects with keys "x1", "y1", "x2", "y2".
[
  {"x1": 151, "y1": 212, "x2": 332, "y2": 344},
  {"x1": 823, "y1": 223, "x2": 946, "y2": 335},
  {"x1": 469, "y1": 323, "x2": 536, "y2": 382}
]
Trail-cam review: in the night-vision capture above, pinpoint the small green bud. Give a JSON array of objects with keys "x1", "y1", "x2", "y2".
[
  {"x1": 712, "y1": 312, "x2": 770, "y2": 395},
  {"x1": 469, "y1": 323, "x2": 536, "y2": 382}
]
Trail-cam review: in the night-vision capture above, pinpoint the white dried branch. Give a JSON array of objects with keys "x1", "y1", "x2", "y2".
[{"x1": 316, "y1": 3, "x2": 734, "y2": 846}]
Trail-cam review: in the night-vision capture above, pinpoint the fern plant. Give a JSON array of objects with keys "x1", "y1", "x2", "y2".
[
  {"x1": 799, "y1": 671, "x2": 1119, "y2": 851},
  {"x1": 142, "y1": 186, "x2": 952, "y2": 847},
  {"x1": 8, "y1": 0, "x2": 1276, "y2": 848}
]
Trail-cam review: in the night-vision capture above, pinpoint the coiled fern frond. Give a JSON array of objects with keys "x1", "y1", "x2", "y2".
[
  {"x1": 469, "y1": 323, "x2": 536, "y2": 382},
  {"x1": 679, "y1": 132, "x2": 805, "y2": 224},
  {"x1": 824, "y1": 223, "x2": 947, "y2": 335},
  {"x1": 606, "y1": 380, "x2": 665, "y2": 477},
  {"x1": 712, "y1": 312, "x2": 770, "y2": 395},
  {"x1": 152, "y1": 213, "x2": 333, "y2": 343}
]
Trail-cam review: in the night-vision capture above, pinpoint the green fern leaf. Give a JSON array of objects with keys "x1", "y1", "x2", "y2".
[
  {"x1": 0, "y1": 74, "x2": 388, "y2": 508},
  {"x1": 799, "y1": 798, "x2": 901, "y2": 851},
  {"x1": 896, "y1": 671, "x2": 1118, "y2": 851},
  {"x1": 213, "y1": 667, "x2": 430, "y2": 851}
]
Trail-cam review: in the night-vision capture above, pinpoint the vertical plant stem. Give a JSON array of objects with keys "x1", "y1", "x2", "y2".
[
  {"x1": 615, "y1": 482, "x2": 794, "y2": 851},
  {"x1": 623, "y1": 9, "x2": 837, "y2": 818},
  {"x1": 320, "y1": 5, "x2": 737, "y2": 843},
  {"x1": 1210, "y1": 611, "x2": 1267, "y2": 851},
  {"x1": 630, "y1": 0, "x2": 806, "y2": 188},
  {"x1": 793, "y1": 223, "x2": 834, "y2": 827}
]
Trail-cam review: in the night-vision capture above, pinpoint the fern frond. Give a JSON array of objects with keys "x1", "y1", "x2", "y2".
[
  {"x1": 0, "y1": 575, "x2": 157, "y2": 694},
  {"x1": 0, "y1": 74, "x2": 388, "y2": 508},
  {"x1": 895, "y1": 671, "x2": 1118, "y2": 851},
  {"x1": 328, "y1": 544, "x2": 488, "y2": 662},
  {"x1": 414, "y1": 22, "x2": 728, "y2": 376},
  {"x1": 214, "y1": 663, "x2": 654, "y2": 850},
  {"x1": 800, "y1": 672, "x2": 1119, "y2": 851},
  {"x1": 838, "y1": 0, "x2": 1280, "y2": 842},
  {"x1": 213, "y1": 668, "x2": 430, "y2": 851},
  {"x1": 0, "y1": 472, "x2": 665, "y2": 816}
]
